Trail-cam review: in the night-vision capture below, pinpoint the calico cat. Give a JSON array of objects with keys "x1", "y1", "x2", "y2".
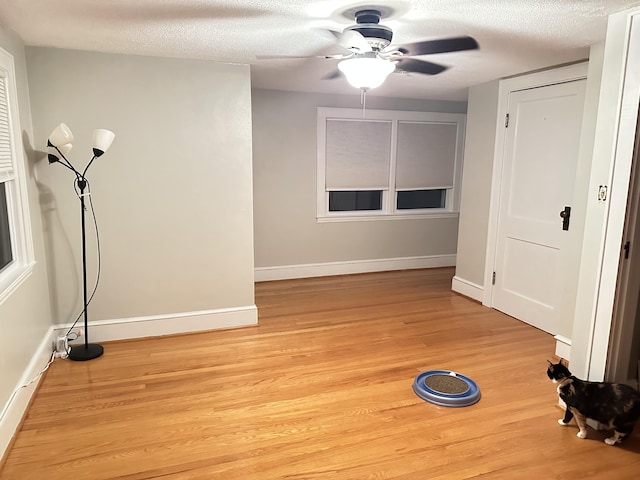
[{"x1": 547, "y1": 360, "x2": 640, "y2": 445}]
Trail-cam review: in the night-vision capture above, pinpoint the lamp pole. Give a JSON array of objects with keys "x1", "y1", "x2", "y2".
[{"x1": 68, "y1": 176, "x2": 103, "y2": 361}]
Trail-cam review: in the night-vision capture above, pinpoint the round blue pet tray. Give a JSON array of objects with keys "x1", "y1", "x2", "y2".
[{"x1": 413, "y1": 370, "x2": 481, "y2": 407}]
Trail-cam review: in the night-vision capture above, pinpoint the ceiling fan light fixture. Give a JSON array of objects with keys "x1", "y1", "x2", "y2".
[{"x1": 338, "y1": 56, "x2": 395, "y2": 90}]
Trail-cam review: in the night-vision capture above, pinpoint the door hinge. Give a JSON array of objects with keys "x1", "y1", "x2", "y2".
[
  {"x1": 624, "y1": 241, "x2": 631, "y2": 259},
  {"x1": 492, "y1": 271, "x2": 496, "y2": 285},
  {"x1": 505, "y1": 113, "x2": 510, "y2": 128}
]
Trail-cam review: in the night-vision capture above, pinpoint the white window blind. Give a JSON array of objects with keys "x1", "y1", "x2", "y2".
[
  {"x1": 396, "y1": 121, "x2": 457, "y2": 190},
  {"x1": 0, "y1": 74, "x2": 13, "y2": 180},
  {"x1": 325, "y1": 119, "x2": 392, "y2": 190}
]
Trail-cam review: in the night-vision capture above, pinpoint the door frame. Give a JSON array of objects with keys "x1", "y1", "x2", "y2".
[
  {"x1": 571, "y1": 8, "x2": 640, "y2": 382},
  {"x1": 483, "y1": 63, "x2": 588, "y2": 330}
]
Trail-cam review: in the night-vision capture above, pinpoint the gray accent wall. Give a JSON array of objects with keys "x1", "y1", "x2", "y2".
[
  {"x1": 251, "y1": 89, "x2": 467, "y2": 269},
  {"x1": 26, "y1": 47, "x2": 255, "y2": 323}
]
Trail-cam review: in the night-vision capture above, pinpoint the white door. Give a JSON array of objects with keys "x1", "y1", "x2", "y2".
[{"x1": 492, "y1": 80, "x2": 586, "y2": 334}]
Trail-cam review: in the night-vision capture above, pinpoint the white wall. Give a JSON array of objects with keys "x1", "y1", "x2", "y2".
[
  {"x1": 252, "y1": 89, "x2": 467, "y2": 279},
  {"x1": 26, "y1": 48, "x2": 257, "y2": 338},
  {"x1": 0, "y1": 27, "x2": 54, "y2": 458},
  {"x1": 452, "y1": 80, "x2": 499, "y2": 300}
]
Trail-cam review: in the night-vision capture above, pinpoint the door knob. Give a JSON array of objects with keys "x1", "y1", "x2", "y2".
[{"x1": 559, "y1": 206, "x2": 571, "y2": 231}]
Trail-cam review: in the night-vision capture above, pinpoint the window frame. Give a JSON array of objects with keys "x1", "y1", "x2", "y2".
[
  {"x1": 317, "y1": 107, "x2": 466, "y2": 222},
  {"x1": 0, "y1": 47, "x2": 35, "y2": 306}
]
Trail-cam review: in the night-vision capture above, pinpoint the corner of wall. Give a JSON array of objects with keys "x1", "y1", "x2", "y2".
[{"x1": 451, "y1": 275, "x2": 483, "y2": 302}]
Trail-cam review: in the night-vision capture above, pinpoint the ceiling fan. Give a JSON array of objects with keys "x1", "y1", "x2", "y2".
[{"x1": 262, "y1": 9, "x2": 479, "y2": 91}]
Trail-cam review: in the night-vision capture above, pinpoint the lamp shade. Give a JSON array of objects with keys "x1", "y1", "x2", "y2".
[
  {"x1": 48, "y1": 123, "x2": 74, "y2": 148},
  {"x1": 338, "y1": 56, "x2": 396, "y2": 90},
  {"x1": 58, "y1": 142, "x2": 73, "y2": 156},
  {"x1": 92, "y1": 129, "x2": 115, "y2": 157}
]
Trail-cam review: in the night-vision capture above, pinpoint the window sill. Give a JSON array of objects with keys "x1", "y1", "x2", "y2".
[
  {"x1": 0, "y1": 260, "x2": 35, "y2": 307},
  {"x1": 317, "y1": 212, "x2": 459, "y2": 223}
]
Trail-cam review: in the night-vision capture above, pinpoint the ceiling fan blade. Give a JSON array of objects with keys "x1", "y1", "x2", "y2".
[
  {"x1": 395, "y1": 36, "x2": 478, "y2": 56},
  {"x1": 323, "y1": 70, "x2": 342, "y2": 80},
  {"x1": 395, "y1": 58, "x2": 448, "y2": 75},
  {"x1": 332, "y1": 29, "x2": 372, "y2": 53},
  {"x1": 255, "y1": 53, "x2": 347, "y2": 60}
]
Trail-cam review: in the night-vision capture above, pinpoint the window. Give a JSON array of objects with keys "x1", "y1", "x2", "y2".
[
  {"x1": 396, "y1": 189, "x2": 446, "y2": 210},
  {"x1": 0, "y1": 183, "x2": 12, "y2": 270},
  {"x1": 0, "y1": 48, "x2": 34, "y2": 305},
  {"x1": 329, "y1": 190, "x2": 382, "y2": 211},
  {"x1": 317, "y1": 108, "x2": 466, "y2": 221}
]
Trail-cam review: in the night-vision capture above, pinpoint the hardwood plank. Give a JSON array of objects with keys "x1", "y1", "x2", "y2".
[{"x1": 2, "y1": 268, "x2": 639, "y2": 479}]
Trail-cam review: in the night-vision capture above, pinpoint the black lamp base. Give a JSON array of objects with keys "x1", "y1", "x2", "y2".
[{"x1": 69, "y1": 343, "x2": 104, "y2": 361}]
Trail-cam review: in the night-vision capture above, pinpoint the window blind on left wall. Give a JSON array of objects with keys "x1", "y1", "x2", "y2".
[{"x1": 0, "y1": 74, "x2": 13, "y2": 181}]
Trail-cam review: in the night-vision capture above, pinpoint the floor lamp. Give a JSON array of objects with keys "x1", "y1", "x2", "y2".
[{"x1": 47, "y1": 123, "x2": 115, "y2": 361}]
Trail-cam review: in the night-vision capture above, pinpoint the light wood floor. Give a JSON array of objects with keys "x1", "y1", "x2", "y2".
[{"x1": 2, "y1": 268, "x2": 640, "y2": 479}]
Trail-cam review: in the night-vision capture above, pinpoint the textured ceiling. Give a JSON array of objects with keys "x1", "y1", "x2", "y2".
[{"x1": 1, "y1": 0, "x2": 640, "y2": 100}]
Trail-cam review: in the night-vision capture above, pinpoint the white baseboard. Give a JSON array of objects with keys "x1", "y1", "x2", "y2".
[
  {"x1": 554, "y1": 335, "x2": 572, "y2": 362},
  {"x1": 52, "y1": 305, "x2": 258, "y2": 344},
  {"x1": 1, "y1": 326, "x2": 57, "y2": 461},
  {"x1": 254, "y1": 255, "x2": 456, "y2": 282},
  {"x1": 450, "y1": 276, "x2": 483, "y2": 302}
]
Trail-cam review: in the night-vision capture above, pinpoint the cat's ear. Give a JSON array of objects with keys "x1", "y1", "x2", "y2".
[{"x1": 547, "y1": 360, "x2": 553, "y2": 366}]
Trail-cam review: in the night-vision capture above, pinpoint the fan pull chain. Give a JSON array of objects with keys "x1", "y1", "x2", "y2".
[{"x1": 361, "y1": 88, "x2": 367, "y2": 117}]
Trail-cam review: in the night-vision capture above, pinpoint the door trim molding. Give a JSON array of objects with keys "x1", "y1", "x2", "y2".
[
  {"x1": 483, "y1": 62, "x2": 589, "y2": 308},
  {"x1": 581, "y1": 10, "x2": 640, "y2": 381}
]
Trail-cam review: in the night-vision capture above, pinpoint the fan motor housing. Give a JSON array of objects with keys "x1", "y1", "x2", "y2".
[
  {"x1": 346, "y1": 8, "x2": 393, "y2": 51},
  {"x1": 346, "y1": 24, "x2": 393, "y2": 50}
]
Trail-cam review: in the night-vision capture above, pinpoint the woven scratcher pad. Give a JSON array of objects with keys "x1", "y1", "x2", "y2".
[{"x1": 424, "y1": 374, "x2": 469, "y2": 394}]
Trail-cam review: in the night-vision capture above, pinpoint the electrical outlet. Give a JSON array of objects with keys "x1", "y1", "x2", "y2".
[{"x1": 54, "y1": 335, "x2": 70, "y2": 358}]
